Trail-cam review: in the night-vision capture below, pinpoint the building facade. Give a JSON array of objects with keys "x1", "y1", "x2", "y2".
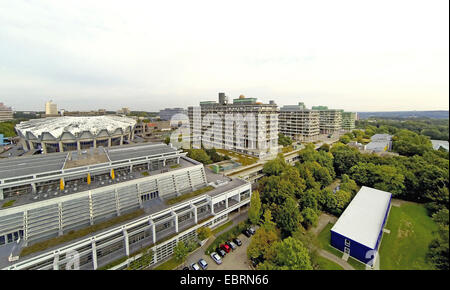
[
  {"x1": 341, "y1": 111, "x2": 357, "y2": 131},
  {"x1": 312, "y1": 106, "x2": 342, "y2": 134},
  {"x1": 279, "y1": 103, "x2": 320, "y2": 141},
  {"x1": 0, "y1": 103, "x2": 14, "y2": 121},
  {"x1": 15, "y1": 116, "x2": 136, "y2": 154},
  {"x1": 188, "y1": 93, "x2": 279, "y2": 158},
  {"x1": 0, "y1": 143, "x2": 252, "y2": 270}
]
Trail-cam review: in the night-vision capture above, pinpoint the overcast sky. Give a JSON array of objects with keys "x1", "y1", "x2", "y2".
[{"x1": 0, "y1": 0, "x2": 448, "y2": 112}]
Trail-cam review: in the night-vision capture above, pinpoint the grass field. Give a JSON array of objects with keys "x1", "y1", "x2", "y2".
[
  {"x1": 316, "y1": 256, "x2": 344, "y2": 270},
  {"x1": 378, "y1": 203, "x2": 438, "y2": 270},
  {"x1": 317, "y1": 222, "x2": 366, "y2": 270}
]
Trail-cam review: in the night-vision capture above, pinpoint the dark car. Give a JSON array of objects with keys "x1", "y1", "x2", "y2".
[
  {"x1": 226, "y1": 241, "x2": 237, "y2": 250},
  {"x1": 216, "y1": 247, "x2": 226, "y2": 257},
  {"x1": 233, "y1": 238, "x2": 242, "y2": 246},
  {"x1": 242, "y1": 229, "x2": 251, "y2": 238},
  {"x1": 182, "y1": 266, "x2": 189, "y2": 270}
]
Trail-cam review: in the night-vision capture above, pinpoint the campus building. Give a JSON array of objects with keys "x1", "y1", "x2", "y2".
[
  {"x1": 0, "y1": 143, "x2": 252, "y2": 270},
  {"x1": 188, "y1": 93, "x2": 279, "y2": 158},
  {"x1": 364, "y1": 134, "x2": 392, "y2": 152},
  {"x1": 0, "y1": 103, "x2": 13, "y2": 121},
  {"x1": 330, "y1": 186, "x2": 392, "y2": 266},
  {"x1": 312, "y1": 106, "x2": 342, "y2": 134},
  {"x1": 45, "y1": 101, "x2": 58, "y2": 116},
  {"x1": 15, "y1": 116, "x2": 137, "y2": 154},
  {"x1": 279, "y1": 103, "x2": 320, "y2": 141},
  {"x1": 341, "y1": 111, "x2": 357, "y2": 131}
]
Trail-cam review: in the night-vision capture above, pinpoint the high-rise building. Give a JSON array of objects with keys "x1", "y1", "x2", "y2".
[
  {"x1": 0, "y1": 103, "x2": 13, "y2": 121},
  {"x1": 279, "y1": 103, "x2": 320, "y2": 141},
  {"x1": 188, "y1": 93, "x2": 279, "y2": 158},
  {"x1": 312, "y1": 106, "x2": 342, "y2": 134},
  {"x1": 341, "y1": 111, "x2": 357, "y2": 131},
  {"x1": 45, "y1": 100, "x2": 58, "y2": 116}
]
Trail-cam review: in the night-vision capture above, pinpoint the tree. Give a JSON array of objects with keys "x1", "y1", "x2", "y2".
[
  {"x1": 275, "y1": 197, "x2": 302, "y2": 237},
  {"x1": 301, "y1": 207, "x2": 319, "y2": 229},
  {"x1": 247, "y1": 225, "x2": 280, "y2": 260},
  {"x1": 262, "y1": 154, "x2": 287, "y2": 176},
  {"x1": 173, "y1": 241, "x2": 189, "y2": 263},
  {"x1": 196, "y1": 227, "x2": 212, "y2": 241},
  {"x1": 164, "y1": 136, "x2": 170, "y2": 145},
  {"x1": 258, "y1": 237, "x2": 313, "y2": 270},
  {"x1": 278, "y1": 133, "x2": 292, "y2": 146},
  {"x1": 339, "y1": 135, "x2": 351, "y2": 144},
  {"x1": 330, "y1": 144, "x2": 361, "y2": 176},
  {"x1": 427, "y1": 225, "x2": 449, "y2": 270},
  {"x1": 186, "y1": 149, "x2": 212, "y2": 164},
  {"x1": 249, "y1": 190, "x2": 262, "y2": 225},
  {"x1": 318, "y1": 143, "x2": 330, "y2": 152}
]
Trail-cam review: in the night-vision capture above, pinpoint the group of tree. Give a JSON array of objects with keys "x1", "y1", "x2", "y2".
[
  {"x1": 185, "y1": 148, "x2": 230, "y2": 164},
  {"x1": 278, "y1": 133, "x2": 293, "y2": 147},
  {"x1": 339, "y1": 129, "x2": 371, "y2": 144},
  {"x1": 0, "y1": 120, "x2": 18, "y2": 137},
  {"x1": 356, "y1": 117, "x2": 449, "y2": 141}
]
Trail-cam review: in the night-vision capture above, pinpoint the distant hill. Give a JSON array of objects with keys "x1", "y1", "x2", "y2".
[{"x1": 357, "y1": 111, "x2": 449, "y2": 119}]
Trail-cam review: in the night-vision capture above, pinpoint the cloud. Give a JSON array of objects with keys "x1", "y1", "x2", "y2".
[{"x1": 0, "y1": 0, "x2": 448, "y2": 112}]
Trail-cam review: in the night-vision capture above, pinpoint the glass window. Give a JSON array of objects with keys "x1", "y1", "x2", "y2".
[
  {"x1": 0, "y1": 236, "x2": 5, "y2": 245},
  {"x1": 7, "y1": 233, "x2": 13, "y2": 243}
]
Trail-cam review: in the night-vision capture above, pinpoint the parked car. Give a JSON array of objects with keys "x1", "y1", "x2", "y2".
[
  {"x1": 198, "y1": 258, "x2": 208, "y2": 270},
  {"x1": 182, "y1": 266, "x2": 189, "y2": 270},
  {"x1": 191, "y1": 263, "x2": 200, "y2": 270},
  {"x1": 220, "y1": 243, "x2": 231, "y2": 253},
  {"x1": 216, "y1": 247, "x2": 226, "y2": 257},
  {"x1": 242, "y1": 229, "x2": 252, "y2": 238},
  {"x1": 248, "y1": 227, "x2": 256, "y2": 235},
  {"x1": 210, "y1": 252, "x2": 222, "y2": 265},
  {"x1": 226, "y1": 241, "x2": 237, "y2": 250},
  {"x1": 233, "y1": 238, "x2": 242, "y2": 246}
]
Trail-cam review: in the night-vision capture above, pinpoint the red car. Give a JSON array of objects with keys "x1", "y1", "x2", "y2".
[{"x1": 220, "y1": 243, "x2": 231, "y2": 253}]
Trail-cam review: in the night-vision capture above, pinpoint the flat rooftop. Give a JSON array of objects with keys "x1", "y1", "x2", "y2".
[
  {"x1": 331, "y1": 186, "x2": 392, "y2": 249},
  {"x1": 0, "y1": 143, "x2": 178, "y2": 181}
]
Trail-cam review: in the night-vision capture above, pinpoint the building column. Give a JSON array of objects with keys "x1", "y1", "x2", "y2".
[
  {"x1": 0, "y1": 188, "x2": 3, "y2": 200},
  {"x1": 123, "y1": 229, "x2": 130, "y2": 257},
  {"x1": 210, "y1": 200, "x2": 215, "y2": 215},
  {"x1": 58, "y1": 141, "x2": 63, "y2": 152},
  {"x1": 91, "y1": 239, "x2": 98, "y2": 270},
  {"x1": 53, "y1": 252, "x2": 59, "y2": 270},
  {"x1": 93, "y1": 139, "x2": 97, "y2": 148},
  {"x1": 225, "y1": 197, "x2": 228, "y2": 209},
  {"x1": 152, "y1": 222, "x2": 156, "y2": 244},
  {"x1": 173, "y1": 211, "x2": 178, "y2": 233},
  {"x1": 120, "y1": 135, "x2": 124, "y2": 145},
  {"x1": 76, "y1": 140, "x2": 81, "y2": 151},
  {"x1": 108, "y1": 138, "x2": 112, "y2": 147},
  {"x1": 191, "y1": 204, "x2": 198, "y2": 224},
  {"x1": 42, "y1": 142, "x2": 47, "y2": 154}
]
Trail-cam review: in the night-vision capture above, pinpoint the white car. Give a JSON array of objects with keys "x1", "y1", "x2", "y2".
[
  {"x1": 191, "y1": 263, "x2": 200, "y2": 270},
  {"x1": 210, "y1": 252, "x2": 222, "y2": 265}
]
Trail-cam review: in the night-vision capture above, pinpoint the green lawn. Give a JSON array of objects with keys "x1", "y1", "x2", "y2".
[
  {"x1": 316, "y1": 256, "x2": 344, "y2": 270},
  {"x1": 379, "y1": 203, "x2": 438, "y2": 270},
  {"x1": 317, "y1": 222, "x2": 366, "y2": 270}
]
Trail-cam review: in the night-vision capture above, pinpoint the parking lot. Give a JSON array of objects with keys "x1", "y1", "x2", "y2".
[{"x1": 183, "y1": 232, "x2": 253, "y2": 271}]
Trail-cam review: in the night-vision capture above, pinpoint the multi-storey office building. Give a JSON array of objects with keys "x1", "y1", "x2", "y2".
[
  {"x1": 188, "y1": 93, "x2": 279, "y2": 158},
  {"x1": 279, "y1": 103, "x2": 320, "y2": 141},
  {"x1": 312, "y1": 106, "x2": 342, "y2": 134},
  {"x1": 45, "y1": 101, "x2": 58, "y2": 116},
  {"x1": 0, "y1": 143, "x2": 252, "y2": 270},
  {"x1": 0, "y1": 103, "x2": 13, "y2": 122},
  {"x1": 15, "y1": 116, "x2": 136, "y2": 154},
  {"x1": 341, "y1": 111, "x2": 357, "y2": 131}
]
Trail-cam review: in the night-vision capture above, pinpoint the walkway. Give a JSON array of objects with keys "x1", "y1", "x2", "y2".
[{"x1": 310, "y1": 213, "x2": 355, "y2": 270}]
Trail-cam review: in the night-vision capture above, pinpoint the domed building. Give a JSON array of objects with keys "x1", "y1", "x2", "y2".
[{"x1": 15, "y1": 115, "x2": 136, "y2": 153}]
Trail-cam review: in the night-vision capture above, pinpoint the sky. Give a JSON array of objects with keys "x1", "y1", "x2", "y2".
[{"x1": 0, "y1": 0, "x2": 448, "y2": 112}]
